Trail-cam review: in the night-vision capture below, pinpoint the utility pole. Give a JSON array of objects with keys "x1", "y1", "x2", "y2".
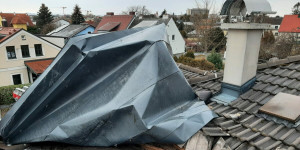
[{"x1": 61, "y1": 7, "x2": 67, "y2": 17}]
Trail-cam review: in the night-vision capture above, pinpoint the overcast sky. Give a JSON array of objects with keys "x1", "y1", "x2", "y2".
[{"x1": 0, "y1": 0, "x2": 297, "y2": 16}]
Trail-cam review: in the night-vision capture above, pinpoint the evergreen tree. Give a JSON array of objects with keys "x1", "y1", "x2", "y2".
[
  {"x1": 36, "y1": 4, "x2": 53, "y2": 27},
  {"x1": 71, "y1": 5, "x2": 85, "y2": 24},
  {"x1": 207, "y1": 50, "x2": 223, "y2": 70},
  {"x1": 293, "y1": 2, "x2": 300, "y2": 15}
]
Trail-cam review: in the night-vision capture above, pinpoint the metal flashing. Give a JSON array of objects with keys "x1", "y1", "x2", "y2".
[{"x1": 212, "y1": 77, "x2": 256, "y2": 105}]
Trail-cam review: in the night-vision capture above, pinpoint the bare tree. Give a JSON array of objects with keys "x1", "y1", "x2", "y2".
[
  {"x1": 259, "y1": 33, "x2": 297, "y2": 60},
  {"x1": 122, "y1": 6, "x2": 151, "y2": 16},
  {"x1": 191, "y1": 0, "x2": 223, "y2": 52}
]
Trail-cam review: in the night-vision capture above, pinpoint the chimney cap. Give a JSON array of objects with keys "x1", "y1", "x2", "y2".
[{"x1": 106, "y1": 12, "x2": 114, "y2": 16}]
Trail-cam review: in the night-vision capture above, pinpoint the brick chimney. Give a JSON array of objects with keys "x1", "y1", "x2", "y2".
[
  {"x1": 212, "y1": 23, "x2": 271, "y2": 104},
  {"x1": 129, "y1": 12, "x2": 135, "y2": 16},
  {"x1": 106, "y1": 12, "x2": 114, "y2": 16}
]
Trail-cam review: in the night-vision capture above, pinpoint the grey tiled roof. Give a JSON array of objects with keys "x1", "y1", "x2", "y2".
[
  {"x1": 50, "y1": 24, "x2": 91, "y2": 38},
  {"x1": 187, "y1": 58, "x2": 300, "y2": 149}
]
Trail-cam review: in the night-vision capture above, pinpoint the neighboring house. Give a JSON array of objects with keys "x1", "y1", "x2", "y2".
[
  {"x1": 133, "y1": 17, "x2": 185, "y2": 55},
  {"x1": 0, "y1": 27, "x2": 61, "y2": 87},
  {"x1": 46, "y1": 24, "x2": 95, "y2": 44},
  {"x1": 94, "y1": 12, "x2": 135, "y2": 33},
  {"x1": 53, "y1": 19, "x2": 70, "y2": 27},
  {"x1": 186, "y1": 8, "x2": 209, "y2": 16},
  {"x1": 0, "y1": 13, "x2": 34, "y2": 30},
  {"x1": 279, "y1": 15, "x2": 300, "y2": 41},
  {"x1": 263, "y1": 16, "x2": 283, "y2": 38}
]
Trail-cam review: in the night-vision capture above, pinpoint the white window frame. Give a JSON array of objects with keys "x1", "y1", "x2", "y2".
[{"x1": 11, "y1": 73, "x2": 24, "y2": 85}]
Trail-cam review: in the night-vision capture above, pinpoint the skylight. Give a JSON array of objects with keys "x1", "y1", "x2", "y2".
[{"x1": 259, "y1": 92, "x2": 300, "y2": 123}]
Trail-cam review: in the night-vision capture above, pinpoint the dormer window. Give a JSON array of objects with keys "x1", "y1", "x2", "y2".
[{"x1": 259, "y1": 92, "x2": 300, "y2": 123}]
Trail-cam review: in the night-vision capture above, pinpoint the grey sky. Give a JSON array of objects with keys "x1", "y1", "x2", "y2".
[{"x1": 0, "y1": 0, "x2": 297, "y2": 16}]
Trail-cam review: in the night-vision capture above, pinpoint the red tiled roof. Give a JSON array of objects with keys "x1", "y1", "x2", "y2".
[
  {"x1": 0, "y1": 27, "x2": 21, "y2": 43},
  {"x1": 94, "y1": 15, "x2": 134, "y2": 33},
  {"x1": 85, "y1": 20, "x2": 95, "y2": 26},
  {"x1": 25, "y1": 58, "x2": 54, "y2": 74},
  {"x1": 279, "y1": 15, "x2": 300, "y2": 33},
  {"x1": 98, "y1": 22, "x2": 121, "y2": 31},
  {"x1": 0, "y1": 13, "x2": 34, "y2": 26}
]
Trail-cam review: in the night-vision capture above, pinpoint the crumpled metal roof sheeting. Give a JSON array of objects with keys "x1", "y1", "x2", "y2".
[{"x1": 0, "y1": 24, "x2": 216, "y2": 146}]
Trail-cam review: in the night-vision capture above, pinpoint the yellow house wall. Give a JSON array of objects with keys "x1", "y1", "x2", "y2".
[
  {"x1": 0, "y1": 16, "x2": 2, "y2": 27},
  {"x1": 13, "y1": 24, "x2": 27, "y2": 30},
  {"x1": 0, "y1": 30, "x2": 61, "y2": 87}
]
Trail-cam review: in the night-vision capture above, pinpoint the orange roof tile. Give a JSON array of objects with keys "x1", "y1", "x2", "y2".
[
  {"x1": 24, "y1": 58, "x2": 54, "y2": 74},
  {"x1": 279, "y1": 15, "x2": 300, "y2": 33},
  {"x1": 0, "y1": 13, "x2": 34, "y2": 26},
  {"x1": 0, "y1": 27, "x2": 21, "y2": 43}
]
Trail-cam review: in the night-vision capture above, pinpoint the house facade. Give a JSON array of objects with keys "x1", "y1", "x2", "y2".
[
  {"x1": 133, "y1": 18, "x2": 186, "y2": 55},
  {"x1": 0, "y1": 28, "x2": 61, "y2": 87}
]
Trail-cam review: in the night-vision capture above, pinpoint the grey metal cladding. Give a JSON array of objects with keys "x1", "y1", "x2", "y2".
[{"x1": 0, "y1": 24, "x2": 216, "y2": 146}]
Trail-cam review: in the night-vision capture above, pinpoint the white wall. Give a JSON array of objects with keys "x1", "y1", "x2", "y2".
[
  {"x1": 40, "y1": 36, "x2": 65, "y2": 48},
  {"x1": 167, "y1": 19, "x2": 185, "y2": 55},
  {"x1": 223, "y1": 28, "x2": 263, "y2": 86}
]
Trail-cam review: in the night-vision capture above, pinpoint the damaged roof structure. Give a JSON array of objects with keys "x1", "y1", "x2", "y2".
[{"x1": 0, "y1": 24, "x2": 216, "y2": 147}]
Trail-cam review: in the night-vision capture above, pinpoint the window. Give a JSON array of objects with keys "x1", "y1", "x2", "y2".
[
  {"x1": 6, "y1": 46, "x2": 16, "y2": 59},
  {"x1": 21, "y1": 35, "x2": 26, "y2": 40},
  {"x1": 172, "y1": 35, "x2": 175, "y2": 40},
  {"x1": 275, "y1": 32, "x2": 279, "y2": 36},
  {"x1": 275, "y1": 26, "x2": 278, "y2": 29},
  {"x1": 34, "y1": 44, "x2": 43, "y2": 56},
  {"x1": 12, "y1": 74, "x2": 22, "y2": 85},
  {"x1": 21, "y1": 45, "x2": 30, "y2": 58}
]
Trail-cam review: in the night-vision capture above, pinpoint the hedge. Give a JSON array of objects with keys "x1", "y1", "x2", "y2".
[
  {"x1": 176, "y1": 56, "x2": 216, "y2": 70},
  {"x1": 0, "y1": 84, "x2": 31, "y2": 105}
]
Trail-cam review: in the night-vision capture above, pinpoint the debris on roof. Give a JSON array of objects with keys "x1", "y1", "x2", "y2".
[
  {"x1": 259, "y1": 92, "x2": 300, "y2": 123},
  {"x1": 188, "y1": 57, "x2": 300, "y2": 149},
  {"x1": 0, "y1": 24, "x2": 216, "y2": 147}
]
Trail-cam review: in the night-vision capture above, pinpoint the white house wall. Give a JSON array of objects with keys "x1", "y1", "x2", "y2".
[{"x1": 167, "y1": 19, "x2": 185, "y2": 55}]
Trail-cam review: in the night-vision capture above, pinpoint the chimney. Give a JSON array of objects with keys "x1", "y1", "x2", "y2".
[
  {"x1": 129, "y1": 12, "x2": 135, "y2": 16},
  {"x1": 212, "y1": 23, "x2": 271, "y2": 104},
  {"x1": 106, "y1": 12, "x2": 114, "y2": 16}
]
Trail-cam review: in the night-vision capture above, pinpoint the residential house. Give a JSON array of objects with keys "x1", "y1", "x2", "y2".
[
  {"x1": 0, "y1": 27, "x2": 61, "y2": 87},
  {"x1": 53, "y1": 19, "x2": 70, "y2": 27},
  {"x1": 0, "y1": 13, "x2": 34, "y2": 30},
  {"x1": 186, "y1": 8, "x2": 209, "y2": 17},
  {"x1": 94, "y1": 12, "x2": 135, "y2": 33},
  {"x1": 44, "y1": 24, "x2": 95, "y2": 46},
  {"x1": 133, "y1": 17, "x2": 185, "y2": 56},
  {"x1": 279, "y1": 15, "x2": 300, "y2": 41},
  {"x1": 263, "y1": 16, "x2": 283, "y2": 38}
]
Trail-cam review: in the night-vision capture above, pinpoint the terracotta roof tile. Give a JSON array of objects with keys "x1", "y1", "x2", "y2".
[
  {"x1": 0, "y1": 13, "x2": 34, "y2": 26},
  {"x1": 0, "y1": 27, "x2": 21, "y2": 43},
  {"x1": 94, "y1": 15, "x2": 134, "y2": 33},
  {"x1": 24, "y1": 58, "x2": 54, "y2": 74},
  {"x1": 279, "y1": 15, "x2": 300, "y2": 33}
]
